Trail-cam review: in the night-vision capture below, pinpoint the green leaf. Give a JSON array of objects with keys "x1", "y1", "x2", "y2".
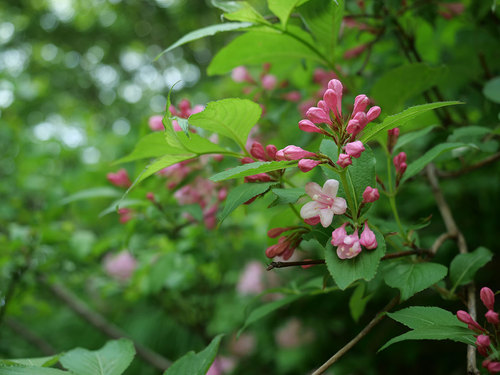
[
  {"x1": 98, "y1": 199, "x2": 147, "y2": 218},
  {"x1": 0, "y1": 355, "x2": 60, "y2": 367},
  {"x1": 157, "y1": 22, "x2": 253, "y2": 59},
  {"x1": 393, "y1": 125, "x2": 437, "y2": 152},
  {"x1": 447, "y1": 126, "x2": 492, "y2": 143},
  {"x1": 0, "y1": 366, "x2": 69, "y2": 374},
  {"x1": 164, "y1": 335, "x2": 223, "y2": 375},
  {"x1": 347, "y1": 144, "x2": 376, "y2": 206},
  {"x1": 371, "y1": 64, "x2": 449, "y2": 114},
  {"x1": 270, "y1": 187, "x2": 306, "y2": 205},
  {"x1": 380, "y1": 306, "x2": 475, "y2": 351},
  {"x1": 383, "y1": 262, "x2": 448, "y2": 301},
  {"x1": 207, "y1": 30, "x2": 321, "y2": 75},
  {"x1": 239, "y1": 295, "x2": 301, "y2": 334},
  {"x1": 59, "y1": 339, "x2": 135, "y2": 375},
  {"x1": 168, "y1": 132, "x2": 231, "y2": 155},
  {"x1": 483, "y1": 76, "x2": 500, "y2": 103},
  {"x1": 360, "y1": 102, "x2": 462, "y2": 143},
  {"x1": 349, "y1": 282, "x2": 372, "y2": 322},
  {"x1": 319, "y1": 138, "x2": 338, "y2": 161},
  {"x1": 298, "y1": 0, "x2": 344, "y2": 58},
  {"x1": 132, "y1": 153, "x2": 195, "y2": 187},
  {"x1": 324, "y1": 228, "x2": 386, "y2": 290},
  {"x1": 223, "y1": 2, "x2": 270, "y2": 24},
  {"x1": 268, "y1": 0, "x2": 303, "y2": 28},
  {"x1": 402, "y1": 142, "x2": 474, "y2": 182},
  {"x1": 210, "y1": 161, "x2": 295, "y2": 182},
  {"x1": 60, "y1": 187, "x2": 121, "y2": 205},
  {"x1": 211, "y1": 0, "x2": 244, "y2": 12},
  {"x1": 218, "y1": 182, "x2": 275, "y2": 222},
  {"x1": 449, "y1": 247, "x2": 493, "y2": 292},
  {"x1": 189, "y1": 98, "x2": 261, "y2": 150}
]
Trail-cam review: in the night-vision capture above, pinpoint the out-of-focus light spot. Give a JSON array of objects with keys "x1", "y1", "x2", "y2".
[
  {"x1": 99, "y1": 10, "x2": 117, "y2": 27},
  {"x1": 180, "y1": 63, "x2": 200, "y2": 86},
  {"x1": 41, "y1": 43, "x2": 58, "y2": 62},
  {"x1": 49, "y1": 0, "x2": 75, "y2": 22},
  {"x1": 65, "y1": 51, "x2": 80, "y2": 68},
  {"x1": 98, "y1": 89, "x2": 116, "y2": 105},
  {"x1": 112, "y1": 118, "x2": 130, "y2": 136},
  {"x1": 61, "y1": 126, "x2": 86, "y2": 148},
  {"x1": 0, "y1": 89, "x2": 14, "y2": 108},
  {"x1": 150, "y1": 95, "x2": 166, "y2": 112},
  {"x1": 136, "y1": 64, "x2": 163, "y2": 90},
  {"x1": 155, "y1": 0, "x2": 179, "y2": 8},
  {"x1": 120, "y1": 50, "x2": 143, "y2": 71},
  {"x1": 119, "y1": 83, "x2": 142, "y2": 103},
  {"x1": 93, "y1": 64, "x2": 119, "y2": 87},
  {"x1": 163, "y1": 67, "x2": 184, "y2": 90},
  {"x1": 109, "y1": 0, "x2": 122, "y2": 3},
  {"x1": 86, "y1": 46, "x2": 104, "y2": 65},
  {"x1": 81, "y1": 147, "x2": 101, "y2": 164},
  {"x1": 0, "y1": 49, "x2": 28, "y2": 76},
  {"x1": 34, "y1": 121, "x2": 56, "y2": 141},
  {"x1": 40, "y1": 13, "x2": 58, "y2": 31},
  {"x1": 0, "y1": 23, "x2": 15, "y2": 44}
]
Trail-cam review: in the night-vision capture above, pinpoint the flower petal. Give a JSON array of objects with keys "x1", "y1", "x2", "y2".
[
  {"x1": 300, "y1": 201, "x2": 322, "y2": 219},
  {"x1": 332, "y1": 197, "x2": 347, "y2": 214},
  {"x1": 305, "y1": 182, "x2": 322, "y2": 198},
  {"x1": 319, "y1": 208, "x2": 334, "y2": 228},
  {"x1": 323, "y1": 179, "x2": 339, "y2": 198}
]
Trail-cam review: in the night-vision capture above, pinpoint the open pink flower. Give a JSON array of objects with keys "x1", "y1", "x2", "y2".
[
  {"x1": 337, "y1": 231, "x2": 362, "y2": 259},
  {"x1": 104, "y1": 250, "x2": 137, "y2": 281},
  {"x1": 300, "y1": 179, "x2": 347, "y2": 228}
]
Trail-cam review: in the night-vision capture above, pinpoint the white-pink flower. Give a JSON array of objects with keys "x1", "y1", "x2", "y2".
[{"x1": 300, "y1": 179, "x2": 347, "y2": 228}]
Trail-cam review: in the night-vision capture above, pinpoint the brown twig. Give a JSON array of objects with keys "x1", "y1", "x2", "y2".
[
  {"x1": 311, "y1": 296, "x2": 400, "y2": 375},
  {"x1": 39, "y1": 276, "x2": 171, "y2": 372},
  {"x1": 426, "y1": 164, "x2": 479, "y2": 375},
  {"x1": 436, "y1": 152, "x2": 500, "y2": 179},
  {"x1": 430, "y1": 232, "x2": 455, "y2": 255}
]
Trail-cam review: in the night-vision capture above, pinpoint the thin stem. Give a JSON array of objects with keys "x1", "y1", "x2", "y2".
[
  {"x1": 267, "y1": 259, "x2": 325, "y2": 270},
  {"x1": 311, "y1": 296, "x2": 400, "y2": 375},
  {"x1": 338, "y1": 170, "x2": 356, "y2": 221},
  {"x1": 386, "y1": 154, "x2": 405, "y2": 236},
  {"x1": 288, "y1": 203, "x2": 302, "y2": 220}
]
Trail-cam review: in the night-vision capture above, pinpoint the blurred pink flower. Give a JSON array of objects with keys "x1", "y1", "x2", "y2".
[
  {"x1": 107, "y1": 169, "x2": 131, "y2": 188},
  {"x1": 275, "y1": 318, "x2": 315, "y2": 348},
  {"x1": 104, "y1": 250, "x2": 137, "y2": 281},
  {"x1": 237, "y1": 261, "x2": 265, "y2": 295}
]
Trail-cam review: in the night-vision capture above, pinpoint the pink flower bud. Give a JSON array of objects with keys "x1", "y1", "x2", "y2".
[
  {"x1": 261, "y1": 74, "x2": 277, "y2": 90},
  {"x1": 298, "y1": 159, "x2": 321, "y2": 172},
  {"x1": 331, "y1": 223, "x2": 347, "y2": 246},
  {"x1": 276, "y1": 145, "x2": 317, "y2": 161},
  {"x1": 107, "y1": 169, "x2": 132, "y2": 188},
  {"x1": 241, "y1": 157, "x2": 254, "y2": 164},
  {"x1": 232, "y1": 66, "x2": 253, "y2": 83},
  {"x1": 317, "y1": 100, "x2": 329, "y2": 113},
  {"x1": 304, "y1": 216, "x2": 321, "y2": 226},
  {"x1": 480, "y1": 287, "x2": 495, "y2": 310},
  {"x1": 265, "y1": 144, "x2": 277, "y2": 160},
  {"x1": 323, "y1": 89, "x2": 339, "y2": 117},
  {"x1": 104, "y1": 250, "x2": 137, "y2": 281},
  {"x1": 283, "y1": 91, "x2": 301, "y2": 102},
  {"x1": 476, "y1": 334, "x2": 491, "y2": 348},
  {"x1": 344, "y1": 44, "x2": 369, "y2": 59},
  {"x1": 485, "y1": 310, "x2": 499, "y2": 325},
  {"x1": 346, "y1": 119, "x2": 362, "y2": 136},
  {"x1": 393, "y1": 152, "x2": 407, "y2": 174},
  {"x1": 146, "y1": 192, "x2": 155, "y2": 202},
  {"x1": 387, "y1": 127, "x2": 400, "y2": 153},
  {"x1": 388, "y1": 128, "x2": 400, "y2": 137},
  {"x1": 457, "y1": 310, "x2": 483, "y2": 331},
  {"x1": 362, "y1": 186, "x2": 379, "y2": 203},
  {"x1": 360, "y1": 222, "x2": 377, "y2": 249},
  {"x1": 306, "y1": 107, "x2": 332, "y2": 125},
  {"x1": 351, "y1": 95, "x2": 369, "y2": 117},
  {"x1": 250, "y1": 141, "x2": 267, "y2": 160},
  {"x1": 327, "y1": 79, "x2": 343, "y2": 117},
  {"x1": 148, "y1": 115, "x2": 164, "y2": 131},
  {"x1": 244, "y1": 173, "x2": 272, "y2": 183},
  {"x1": 299, "y1": 119, "x2": 322, "y2": 133},
  {"x1": 218, "y1": 188, "x2": 227, "y2": 201},
  {"x1": 345, "y1": 141, "x2": 365, "y2": 158},
  {"x1": 487, "y1": 361, "x2": 500, "y2": 373},
  {"x1": 268, "y1": 227, "x2": 289, "y2": 238},
  {"x1": 367, "y1": 106, "x2": 381, "y2": 122},
  {"x1": 178, "y1": 99, "x2": 191, "y2": 117},
  {"x1": 337, "y1": 153, "x2": 352, "y2": 168}
]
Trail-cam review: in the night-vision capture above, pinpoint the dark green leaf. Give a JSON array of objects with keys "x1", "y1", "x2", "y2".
[
  {"x1": 383, "y1": 262, "x2": 448, "y2": 301},
  {"x1": 0, "y1": 355, "x2": 60, "y2": 367},
  {"x1": 218, "y1": 182, "x2": 275, "y2": 222},
  {"x1": 270, "y1": 187, "x2": 306, "y2": 205},
  {"x1": 393, "y1": 125, "x2": 437, "y2": 152},
  {"x1": 447, "y1": 126, "x2": 492, "y2": 143},
  {"x1": 449, "y1": 247, "x2": 493, "y2": 292},
  {"x1": 349, "y1": 282, "x2": 372, "y2": 322},
  {"x1": 210, "y1": 161, "x2": 295, "y2": 182},
  {"x1": 483, "y1": 76, "x2": 500, "y2": 103},
  {"x1": 0, "y1": 366, "x2": 69, "y2": 375}
]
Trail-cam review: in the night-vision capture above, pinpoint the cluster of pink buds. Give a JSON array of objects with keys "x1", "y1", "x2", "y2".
[
  {"x1": 241, "y1": 141, "x2": 279, "y2": 183},
  {"x1": 298, "y1": 79, "x2": 380, "y2": 170},
  {"x1": 457, "y1": 287, "x2": 500, "y2": 373},
  {"x1": 265, "y1": 227, "x2": 307, "y2": 260},
  {"x1": 158, "y1": 161, "x2": 193, "y2": 190},
  {"x1": 148, "y1": 98, "x2": 204, "y2": 132},
  {"x1": 331, "y1": 221, "x2": 377, "y2": 259},
  {"x1": 107, "y1": 168, "x2": 132, "y2": 188},
  {"x1": 118, "y1": 208, "x2": 134, "y2": 224},
  {"x1": 393, "y1": 151, "x2": 407, "y2": 186},
  {"x1": 387, "y1": 127, "x2": 400, "y2": 154}
]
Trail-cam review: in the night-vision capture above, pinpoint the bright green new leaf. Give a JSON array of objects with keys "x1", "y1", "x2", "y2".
[
  {"x1": 164, "y1": 335, "x2": 223, "y2": 375},
  {"x1": 361, "y1": 101, "x2": 462, "y2": 143},
  {"x1": 207, "y1": 31, "x2": 321, "y2": 75},
  {"x1": 189, "y1": 98, "x2": 261, "y2": 151},
  {"x1": 0, "y1": 366, "x2": 69, "y2": 374},
  {"x1": 325, "y1": 228, "x2": 386, "y2": 290},
  {"x1": 449, "y1": 247, "x2": 493, "y2": 292},
  {"x1": 0, "y1": 355, "x2": 60, "y2": 368},
  {"x1": 383, "y1": 262, "x2": 448, "y2": 301},
  {"x1": 210, "y1": 161, "x2": 295, "y2": 182},
  {"x1": 401, "y1": 142, "x2": 475, "y2": 182},
  {"x1": 157, "y1": 22, "x2": 253, "y2": 59},
  {"x1": 483, "y1": 76, "x2": 500, "y2": 103},
  {"x1": 218, "y1": 182, "x2": 275, "y2": 222},
  {"x1": 132, "y1": 153, "x2": 195, "y2": 187},
  {"x1": 115, "y1": 132, "x2": 186, "y2": 164},
  {"x1": 60, "y1": 187, "x2": 121, "y2": 205},
  {"x1": 168, "y1": 132, "x2": 231, "y2": 155},
  {"x1": 268, "y1": 0, "x2": 303, "y2": 28},
  {"x1": 59, "y1": 339, "x2": 135, "y2": 375},
  {"x1": 223, "y1": 2, "x2": 270, "y2": 24},
  {"x1": 371, "y1": 64, "x2": 448, "y2": 114}
]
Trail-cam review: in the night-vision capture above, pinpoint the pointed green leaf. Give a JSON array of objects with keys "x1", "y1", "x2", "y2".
[
  {"x1": 483, "y1": 76, "x2": 500, "y2": 103},
  {"x1": 210, "y1": 160, "x2": 295, "y2": 182},
  {"x1": 360, "y1": 101, "x2": 462, "y2": 143},
  {"x1": 163, "y1": 335, "x2": 223, "y2": 375},
  {"x1": 211, "y1": 0, "x2": 244, "y2": 12},
  {"x1": 268, "y1": 0, "x2": 303, "y2": 28},
  {"x1": 60, "y1": 187, "x2": 121, "y2": 205},
  {"x1": 0, "y1": 366, "x2": 69, "y2": 374},
  {"x1": 325, "y1": 228, "x2": 386, "y2": 290},
  {"x1": 133, "y1": 153, "x2": 195, "y2": 187},
  {"x1": 393, "y1": 125, "x2": 437, "y2": 152},
  {"x1": 383, "y1": 262, "x2": 448, "y2": 301},
  {"x1": 157, "y1": 22, "x2": 253, "y2": 58},
  {"x1": 207, "y1": 30, "x2": 321, "y2": 75},
  {"x1": 189, "y1": 98, "x2": 261, "y2": 150},
  {"x1": 270, "y1": 187, "x2": 306, "y2": 205},
  {"x1": 59, "y1": 339, "x2": 135, "y2": 375},
  {"x1": 218, "y1": 182, "x2": 275, "y2": 222},
  {"x1": 115, "y1": 132, "x2": 186, "y2": 164},
  {"x1": 223, "y1": 2, "x2": 270, "y2": 24},
  {"x1": 0, "y1": 355, "x2": 61, "y2": 368},
  {"x1": 450, "y1": 247, "x2": 493, "y2": 292},
  {"x1": 349, "y1": 282, "x2": 372, "y2": 322}
]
